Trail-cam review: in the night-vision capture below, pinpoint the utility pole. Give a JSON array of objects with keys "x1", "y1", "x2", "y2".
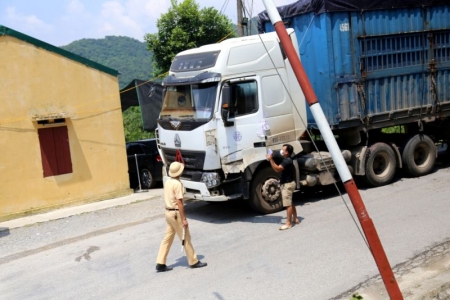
[{"x1": 237, "y1": 0, "x2": 244, "y2": 37}]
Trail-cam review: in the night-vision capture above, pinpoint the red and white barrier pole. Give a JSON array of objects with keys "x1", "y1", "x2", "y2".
[{"x1": 261, "y1": 0, "x2": 403, "y2": 298}]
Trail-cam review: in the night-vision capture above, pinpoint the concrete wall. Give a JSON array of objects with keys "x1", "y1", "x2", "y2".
[{"x1": 0, "y1": 33, "x2": 131, "y2": 221}]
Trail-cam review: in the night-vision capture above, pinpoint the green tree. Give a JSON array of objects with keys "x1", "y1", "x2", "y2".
[
  {"x1": 144, "y1": 0, "x2": 235, "y2": 76},
  {"x1": 122, "y1": 106, "x2": 155, "y2": 142}
]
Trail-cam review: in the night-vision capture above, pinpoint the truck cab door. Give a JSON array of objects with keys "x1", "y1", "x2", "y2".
[{"x1": 216, "y1": 77, "x2": 263, "y2": 168}]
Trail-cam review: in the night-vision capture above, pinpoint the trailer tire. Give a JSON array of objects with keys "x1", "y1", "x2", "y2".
[
  {"x1": 250, "y1": 166, "x2": 283, "y2": 214},
  {"x1": 402, "y1": 134, "x2": 436, "y2": 177},
  {"x1": 364, "y1": 143, "x2": 397, "y2": 187}
]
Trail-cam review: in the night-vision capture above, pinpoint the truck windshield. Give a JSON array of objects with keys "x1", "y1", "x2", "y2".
[{"x1": 161, "y1": 83, "x2": 218, "y2": 120}]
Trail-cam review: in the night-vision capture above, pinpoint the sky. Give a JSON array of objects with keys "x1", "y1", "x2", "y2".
[{"x1": 0, "y1": 0, "x2": 293, "y2": 46}]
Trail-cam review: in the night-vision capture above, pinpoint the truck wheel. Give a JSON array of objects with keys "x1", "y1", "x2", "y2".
[
  {"x1": 140, "y1": 169, "x2": 155, "y2": 189},
  {"x1": 364, "y1": 143, "x2": 397, "y2": 187},
  {"x1": 402, "y1": 134, "x2": 436, "y2": 177},
  {"x1": 250, "y1": 166, "x2": 283, "y2": 214}
]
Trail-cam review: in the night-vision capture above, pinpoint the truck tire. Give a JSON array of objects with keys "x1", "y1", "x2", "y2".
[
  {"x1": 250, "y1": 166, "x2": 283, "y2": 214},
  {"x1": 364, "y1": 143, "x2": 397, "y2": 187},
  {"x1": 140, "y1": 168, "x2": 155, "y2": 189},
  {"x1": 402, "y1": 134, "x2": 436, "y2": 177}
]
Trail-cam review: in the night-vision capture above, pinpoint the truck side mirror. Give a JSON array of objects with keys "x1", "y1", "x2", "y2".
[{"x1": 221, "y1": 84, "x2": 234, "y2": 127}]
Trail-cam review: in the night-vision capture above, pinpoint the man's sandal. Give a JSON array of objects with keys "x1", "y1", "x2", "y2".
[{"x1": 279, "y1": 224, "x2": 292, "y2": 230}]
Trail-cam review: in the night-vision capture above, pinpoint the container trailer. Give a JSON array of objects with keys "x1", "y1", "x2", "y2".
[{"x1": 156, "y1": 0, "x2": 450, "y2": 213}]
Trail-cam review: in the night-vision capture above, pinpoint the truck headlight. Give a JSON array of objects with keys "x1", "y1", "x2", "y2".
[{"x1": 200, "y1": 172, "x2": 221, "y2": 188}]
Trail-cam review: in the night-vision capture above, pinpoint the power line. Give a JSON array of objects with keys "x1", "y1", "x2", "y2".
[{"x1": 219, "y1": 0, "x2": 231, "y2": 15}]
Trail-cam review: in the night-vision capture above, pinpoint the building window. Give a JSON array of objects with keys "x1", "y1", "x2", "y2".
[{"x1": 38, "y1": 126, "x2": 73, "y2": 177}]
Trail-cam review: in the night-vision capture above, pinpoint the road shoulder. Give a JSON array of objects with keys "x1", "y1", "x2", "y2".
[{"x1": 337, "y1": 239, "x2": 450, "y2": 299}]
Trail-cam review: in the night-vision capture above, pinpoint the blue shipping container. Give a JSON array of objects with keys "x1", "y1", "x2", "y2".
[{"x1": 259, "y1": 0, "x2": 450, "y2": 131}]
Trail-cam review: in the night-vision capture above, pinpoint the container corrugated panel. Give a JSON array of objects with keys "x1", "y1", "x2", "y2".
[{"x1": 262, "y1": 4, "x2": 450, "y2": 130}]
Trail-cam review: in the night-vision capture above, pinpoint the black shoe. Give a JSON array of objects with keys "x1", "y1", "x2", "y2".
[
  {"x1": 156, "y1": 264, "x2": 173, "y2": 272},
  {"x1": 190, "y1": 261, "x2": 207, "y2": 269}
]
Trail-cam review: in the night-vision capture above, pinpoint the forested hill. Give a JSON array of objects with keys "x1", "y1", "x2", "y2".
[
  {"x1": 59, "y1": 20, "x2": 260, "y2": 90},
  {"x1": 61, "y1": 36, "x2": 153, "y2": 89}
]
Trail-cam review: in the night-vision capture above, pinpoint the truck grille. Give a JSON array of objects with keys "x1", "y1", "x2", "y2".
[{"x1": 162, "y1": 148, "x2": 205, "y2": 170}]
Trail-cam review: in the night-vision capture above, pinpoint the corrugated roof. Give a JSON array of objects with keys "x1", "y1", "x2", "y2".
[{"x1": 0, "y1": 25, "x2": 119, "y2": 76}]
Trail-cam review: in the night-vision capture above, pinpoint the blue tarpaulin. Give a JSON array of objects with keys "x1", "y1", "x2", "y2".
[{"x1": 258, "y1": 0, "x2": 450, "y2": 32}]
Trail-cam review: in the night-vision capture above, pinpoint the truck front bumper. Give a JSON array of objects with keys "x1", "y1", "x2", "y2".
[{"x1": 163, "y1": 175, "x2": 228, "y2": 202}]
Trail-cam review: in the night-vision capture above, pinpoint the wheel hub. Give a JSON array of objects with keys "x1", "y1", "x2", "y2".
[
  {"x1": 141, "y1": 171, "x2": 150, "y2": 186},
  {"x1": 261, "y1": 179, "x2": 281, "y2": 203},
  {"x1": 414, "y1": 144, "x2": 431, "y2": 166},
  {"x1": 373, "y1": 153, "x2": 390, "y2": 177}
]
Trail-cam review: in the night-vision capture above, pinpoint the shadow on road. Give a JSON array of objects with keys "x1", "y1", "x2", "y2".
[
  {"x1": 183, "y1": 188, "x2": 336, "y2": 226},
  {"x1": 169, "y1": 254, "x2": 206, "y2": 269},
  {"x1": 182, "y1": 153, "x2": 450, "y2": 225},
  {"x1": 0, "y1": 227, "x2": 10, "y2": 238},
  {"x1": 183, "y1": 200, "x2": 284, "y2": 226}
]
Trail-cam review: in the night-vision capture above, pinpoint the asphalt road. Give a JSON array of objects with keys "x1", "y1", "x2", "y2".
[{"x1": 1, "y1": 158, "x2": 450, "y2": 300}]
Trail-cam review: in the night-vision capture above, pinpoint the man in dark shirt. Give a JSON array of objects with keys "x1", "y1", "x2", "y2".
[{"x1": 266, "y1": 144, "x2": 299, "y2": 230}]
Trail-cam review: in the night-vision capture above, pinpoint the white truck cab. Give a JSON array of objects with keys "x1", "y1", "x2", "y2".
[{"x1": 157, "y1": 29, "x2": 308, "y2": 213}]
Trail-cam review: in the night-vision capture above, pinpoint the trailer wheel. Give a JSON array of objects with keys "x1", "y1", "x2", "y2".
[
  {"x1": 402, "y1": 134, "x2": 436, "y2": 177},
  {"x1": 250, "y1": 166, "x2": 283, "y2": 214},
  {"x1": 364, "y1": 143, "x2": 397, "y2": 187}
]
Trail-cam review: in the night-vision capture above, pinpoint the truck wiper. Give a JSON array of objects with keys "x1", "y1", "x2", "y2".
[
  {"x1": 179, "y1": 115, "x2": 195, "y2": 119},
  {"x1": 160, "y1": 114, "x2": 174, "y2": 120}
]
